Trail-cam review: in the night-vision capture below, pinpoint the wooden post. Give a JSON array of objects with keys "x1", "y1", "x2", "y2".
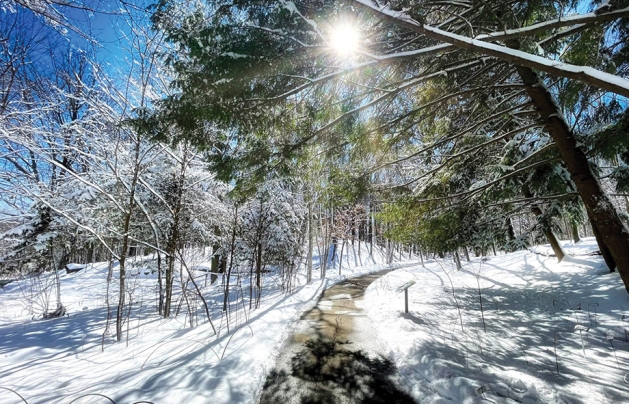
[
  {"x1": 397, "y1": 281, "x2": 416, "y2": 313},
  {"x1": 404, "y1": 288, "x2": 409, "y2": 313}
]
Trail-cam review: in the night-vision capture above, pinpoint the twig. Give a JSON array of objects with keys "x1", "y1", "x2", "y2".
[
  {"x1": 554, "y1": 331, "x2": 560, "y2": 375},
  {"x1": 141, "y1": 339, "x2": 220, "y2": 369},
  {"x1": 436, "y1": 260, "x2": 464, "y2": 333},
  {"x1": 607, "y1": 334, "x2": 621, "y2": 369},
  {"x1": 68, "y1": 393, "x2": 116, "y2": 404},
  {"x1": 0, "y1": 387, "x2": 29, "y2": 403},
  {"x1": 221, "y1": 324, "x2": 254, "y2": 360},
  {"x1": 477, "y1": 260, "x2": 486, "y2": 332}
]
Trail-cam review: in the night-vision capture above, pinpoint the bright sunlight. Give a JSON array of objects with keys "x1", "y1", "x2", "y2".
[{"x1": 329, "y1": 23, "x2": 360, "y2": 56}]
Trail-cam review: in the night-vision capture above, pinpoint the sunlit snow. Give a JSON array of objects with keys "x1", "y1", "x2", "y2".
[{"x1": 1, "y1": 238, "x2": 627, "y2": 403}]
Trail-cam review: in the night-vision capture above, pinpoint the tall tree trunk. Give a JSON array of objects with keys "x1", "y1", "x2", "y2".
[
  {"x1": 570, "y1": 220, "x2": 581, "y2": 244},
  {"x1": 209, "y1": 243, "x2": 220, "y2": 285},
  {"x1": 116, "y1": 133, "x2": 141, "y2": 340},
  {"x1": 361, "y1": 3, "x2": 629, "y2": 291},
  {"x1": 49, "y1": 243, "x2": 66, "y2": 318},
  {"x1": 516, "y1": 65, "x2": 629, "y2": 291},
  {"x1": 211, "y1": 244, "x2": 219, "y2": 273},
  {"x1": 523, "y1": 185, "x2": 566, "y2": 261},
  {"x1": 157, "y1": 251, "x2": 163, "y2": 316},
  {"x1": 453, "y1": 250, "x2": 462, "y2": 270},
  {"x1": 116, "y1": 221, "x2": 130, "y2": 341},
  {"x1": 320, "y1": 206, "x2": 329, "y2": 279},
  {"x1": 249, "y1": 246, "x2": 255, "y2": 310},
  {"x1": 358, "y1": 228, "x2": 361, "y2": 260},
  {"x1": 306, "y1": 203, "x2": 313, "y2": 283},
  {"x1": 163, "y1": 202, "x2": 181, "y2": 319},
  {"x1": 506, "y1": 217, "x2": 516, "y2": 241},
  {"x1": 338, "y1": 239, "x2": 346, "y2": 274},
  {"x1": 588, "y1": 211, "x2": 616, "y2": 272},
  {"x1": 223, "y1": 206, "x2": 238, "y2": 313},
  {"x1": 463, "y1": 247, "x2": 470, "y2": 262},
  {"x1": 529, "y1": 202, "x2": 566, "y2": 261},
  {"x1": 163, "y1": 245, "x2": 175, "y2": 317},
  {"x1": 369, "y1": 203, "x2": 374, "y2": 256},
  {"x1": 163, "y1": 152, "x2": 188, "y2": 318},
  {"x1": 256, "y1": 243, "x2": 262, "y2": 289}
]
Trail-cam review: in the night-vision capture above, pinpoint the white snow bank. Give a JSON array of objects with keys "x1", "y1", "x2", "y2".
[
  {"x1": 364, "y1": 243, "x2": 629, "y2": 403},
  {"x1": 529, "y1": 236, "x2": 602, "y2": 257}
]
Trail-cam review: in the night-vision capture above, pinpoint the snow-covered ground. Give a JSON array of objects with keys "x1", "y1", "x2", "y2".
[
  {"x1": 363, "y1": 237, "x2": 629, "y2": 403},
  {"x1": 529, "y1": 237, "x2": 603, "y2": 257},
  {"x1": 0, "y1": 242, "x2": 411, "y2": 403},
  {"x1": 2, "y1": 238, "x2": 628, "y2": 403}
]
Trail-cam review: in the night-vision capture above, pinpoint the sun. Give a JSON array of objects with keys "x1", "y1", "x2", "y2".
[{"x1": 329, "y1": 23, "x2": 360, "y2": 56}]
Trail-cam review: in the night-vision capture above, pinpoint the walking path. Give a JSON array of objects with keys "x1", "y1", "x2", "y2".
[{"x1": 259, "y1": 269, "x2": 416, "y2": 404}]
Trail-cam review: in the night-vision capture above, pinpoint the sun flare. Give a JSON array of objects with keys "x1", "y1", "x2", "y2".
[{"x1": 329, "y1": 24, "x2": 360, "y2": 56}]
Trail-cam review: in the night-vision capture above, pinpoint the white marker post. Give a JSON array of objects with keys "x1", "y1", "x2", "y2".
[{"x1": 396, "y1": 281, "x2": 416, "y2": 313}]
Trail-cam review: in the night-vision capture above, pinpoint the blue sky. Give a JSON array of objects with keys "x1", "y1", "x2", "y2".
[{"x1": 0, "y1": 0, "x2": 153, "y2": 75}]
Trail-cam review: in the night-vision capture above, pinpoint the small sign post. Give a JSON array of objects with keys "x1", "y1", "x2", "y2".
[{"x1": 396, "y1": 281, "x2": 416, "y2": 313}]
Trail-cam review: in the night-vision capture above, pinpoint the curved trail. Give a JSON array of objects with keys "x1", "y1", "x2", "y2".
[{"x1": 259, "y1": 269, "x2": 416, "y2": 404}]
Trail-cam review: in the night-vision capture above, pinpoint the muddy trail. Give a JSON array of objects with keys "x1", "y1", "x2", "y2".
[{"x1": 259, "y1": 269, "x2": 416, "y2": 404}]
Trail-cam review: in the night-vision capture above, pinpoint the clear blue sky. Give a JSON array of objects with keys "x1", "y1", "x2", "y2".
[{"x1": 1, "y1": 0, "x2": 154, "y2": 75}]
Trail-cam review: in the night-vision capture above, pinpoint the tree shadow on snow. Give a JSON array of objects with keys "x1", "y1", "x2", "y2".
[{"x1": 260, "y1": 339, "x2": 416, "y2": 404}]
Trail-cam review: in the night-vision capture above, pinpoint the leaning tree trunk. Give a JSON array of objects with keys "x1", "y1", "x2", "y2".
[
  {"x1": 355, "y1": 0, "x2": 629, "y2": 292},
  {"x1": 530, "y1": 205, "x2": 566, "y2": 262},
  {"x1": 516, "y1": 65, "x2": 629, "y2": 292},
  {"x1": 523, "y1": 186, "x2": 566, "y2": 261},
  {"x1": 588, "y1": 210, "x2": 616, "y2": 272}
]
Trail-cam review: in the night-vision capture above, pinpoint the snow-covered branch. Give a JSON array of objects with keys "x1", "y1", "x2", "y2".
[{"x1": 354, "y1": 0, "x2": 629, "y2": 98}]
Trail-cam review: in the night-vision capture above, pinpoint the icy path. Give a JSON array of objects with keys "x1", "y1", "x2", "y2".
[{"x1": 259, "y1": 269, "x2": 416, "y2": 404}]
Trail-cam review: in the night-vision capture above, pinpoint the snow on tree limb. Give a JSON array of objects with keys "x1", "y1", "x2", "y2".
[
  {"x1": 248, "y1": 43, "x2": 455, "y2": 104},
  {"x1": 308, "y1": 59, "x2": 482, "y2": 138},
  {"x1": 354, "y1": 0, "x2": 629, "y2": 98},
  {"x1": 474, "y1": 6, "x2": 629, "y2": 42}
]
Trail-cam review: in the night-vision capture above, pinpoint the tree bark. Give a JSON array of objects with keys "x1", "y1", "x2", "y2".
[
  {"x1": 256, "y1": 242, "x2": 262, "y2": 289},
  {"x1": 570, "y1": 220, "x2": 581, "y2": 244},
  {"x1": 507, "y1": 217, "x2": 516, "y2": 241},
  {"x1": 369, "y1": 201, "x2": 374, "y2": 256},
  {"x1": 306, "y1": 203, "x2": 313, "y2": 283},
  {"x1": 522, "y1": 184, "x2": 566, "y2": 261},
  {"x1": 356, "y1": 0, "x2": 629, "y2": 292},
  {"x1": 223, "y1": 205, "x2": 238, "y2": 313},
  {"x1": 516, "y1": 65, "x2": 629, "y2": 291},
  {"x1": 338, "y1": 239, "x2": 346, "y2": 274},
  {"x1": 453, "y1": 250, "x2": 462, "y2": 270},
  {"x1": 588, "y1": 211, "x2": 616, "y2": 272},
  {"x1": 157, "y1": 251, "x2": 163, "y2": 315}
]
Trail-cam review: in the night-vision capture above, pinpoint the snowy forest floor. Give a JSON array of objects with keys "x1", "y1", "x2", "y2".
[
  {"x1": 365, "y1": 238, "x2": 629, "y2": 404},
  {"x1": 0, "y1": 242, "x2": 411, "y2": 403},
  {"x1": 0, "y1": 239, "x2": 628, "y2": 403}
]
